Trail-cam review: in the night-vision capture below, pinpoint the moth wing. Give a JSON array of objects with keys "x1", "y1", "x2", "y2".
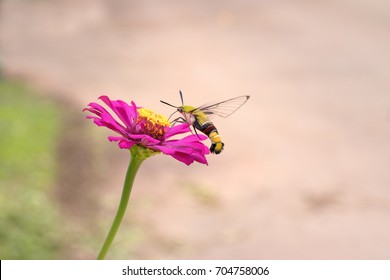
[{"x1": 194, "y1": 95, "x2": 250, "y2": 119}]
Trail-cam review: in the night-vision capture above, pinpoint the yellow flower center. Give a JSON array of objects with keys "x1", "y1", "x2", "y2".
[{"x1": 137, "y1": 108, "x2": 171, "y2": 139}]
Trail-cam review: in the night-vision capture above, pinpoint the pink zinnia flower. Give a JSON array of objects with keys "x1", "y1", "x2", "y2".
[{"x1": 83, "y1": 95, "x2": 209, "y2": 165}]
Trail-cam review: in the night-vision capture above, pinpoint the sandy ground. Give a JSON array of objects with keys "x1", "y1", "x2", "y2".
[{"x1": 1, "y1": 0, "x2": 390, "y2": 259}]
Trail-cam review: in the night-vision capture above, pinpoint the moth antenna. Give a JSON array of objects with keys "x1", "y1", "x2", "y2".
[
  {"x1": 160, "y1": 100, "x2": 179, "y2": 108},
  {"x1": 179, "y1": 90, "x2": 184, "y2": 106}
]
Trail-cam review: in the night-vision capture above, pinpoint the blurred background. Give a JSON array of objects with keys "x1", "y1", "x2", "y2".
[{"x1": 1, "y1": 0, "x2": 390, "y2": 259}]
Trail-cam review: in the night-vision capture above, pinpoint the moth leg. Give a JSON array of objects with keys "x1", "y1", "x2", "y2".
[
  {"x1": 170, "y1": 117, "x2": 186, "y2": 126},
  {"x1": 192, "y1": 123, "x2": 202, "y2": 139}
]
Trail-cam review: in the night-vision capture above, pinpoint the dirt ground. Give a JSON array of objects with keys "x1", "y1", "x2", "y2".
[{"x1": 1, "y1": 0, "x2": 390, "y2": 259}]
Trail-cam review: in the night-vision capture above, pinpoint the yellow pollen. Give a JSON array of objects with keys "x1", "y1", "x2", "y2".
[{"x1": 137, "y1": 108, "x2": 171, "y2": 139}]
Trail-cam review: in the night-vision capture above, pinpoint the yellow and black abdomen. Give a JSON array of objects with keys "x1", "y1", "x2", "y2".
[{"x1": 195, "y1": 121, "x2": 224, "y2": 154}]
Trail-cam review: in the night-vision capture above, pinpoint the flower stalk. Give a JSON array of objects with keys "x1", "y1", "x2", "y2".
[{"x1": 97, "y1": 145, "x2": 157, "y2": 260}]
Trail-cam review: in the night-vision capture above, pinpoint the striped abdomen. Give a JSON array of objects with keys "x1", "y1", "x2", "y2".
[{"x1": 195, "y1": 121, "x2": 224, "y2": 154}]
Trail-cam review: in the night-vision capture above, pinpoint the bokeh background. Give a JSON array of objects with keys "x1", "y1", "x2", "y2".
[{"x1": 1, "y1": 0, "x2": 390, "y2": 259}]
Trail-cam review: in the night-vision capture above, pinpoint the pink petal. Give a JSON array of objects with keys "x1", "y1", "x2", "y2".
[
  {"x1": 154, "y1": 144, "x2": 194, "y2": 155},
  {"x1": 155, "y1": 139, "x2": 209, "y2": 165},
  {"x1": 179, "y1": 134, "x2": 208, "y2": 142},
  {"x1": 108, "y1": 136, "x2": 136, "y2": 149},
  {"x1": 170, "y1": 152, "x2": 197, "y2": 165},
  {"x1": 164, "y1": 123, "x2": 191, "y2": 138},
  {"x1": 99, "y1": 96, "x2": 138, "y2": 130},
  {"x1": 84, "y1": 102, "x2": 128, "y2": 136},
  {"x1": 127, "y1": 133, "x2": 161, "y2": 145}
]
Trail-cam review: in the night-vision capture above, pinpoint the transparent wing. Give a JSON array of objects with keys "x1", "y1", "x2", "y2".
[{"x1": 192, "y1": 95, "x2": 250, "y2": 118}]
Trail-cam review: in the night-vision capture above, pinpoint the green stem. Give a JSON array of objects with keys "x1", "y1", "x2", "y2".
[{"x1": 97, "y1": 151, "x2": 144, "y2": 260}]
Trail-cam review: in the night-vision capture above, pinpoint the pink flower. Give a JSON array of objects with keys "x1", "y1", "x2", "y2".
[{"x1": 83, "y1": 95, "x2": 209, "y2": 165}]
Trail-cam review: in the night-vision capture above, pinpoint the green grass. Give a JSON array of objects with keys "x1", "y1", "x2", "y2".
[{"x1": 0, "y1": 79, "x2": 64, "y2": 259}]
